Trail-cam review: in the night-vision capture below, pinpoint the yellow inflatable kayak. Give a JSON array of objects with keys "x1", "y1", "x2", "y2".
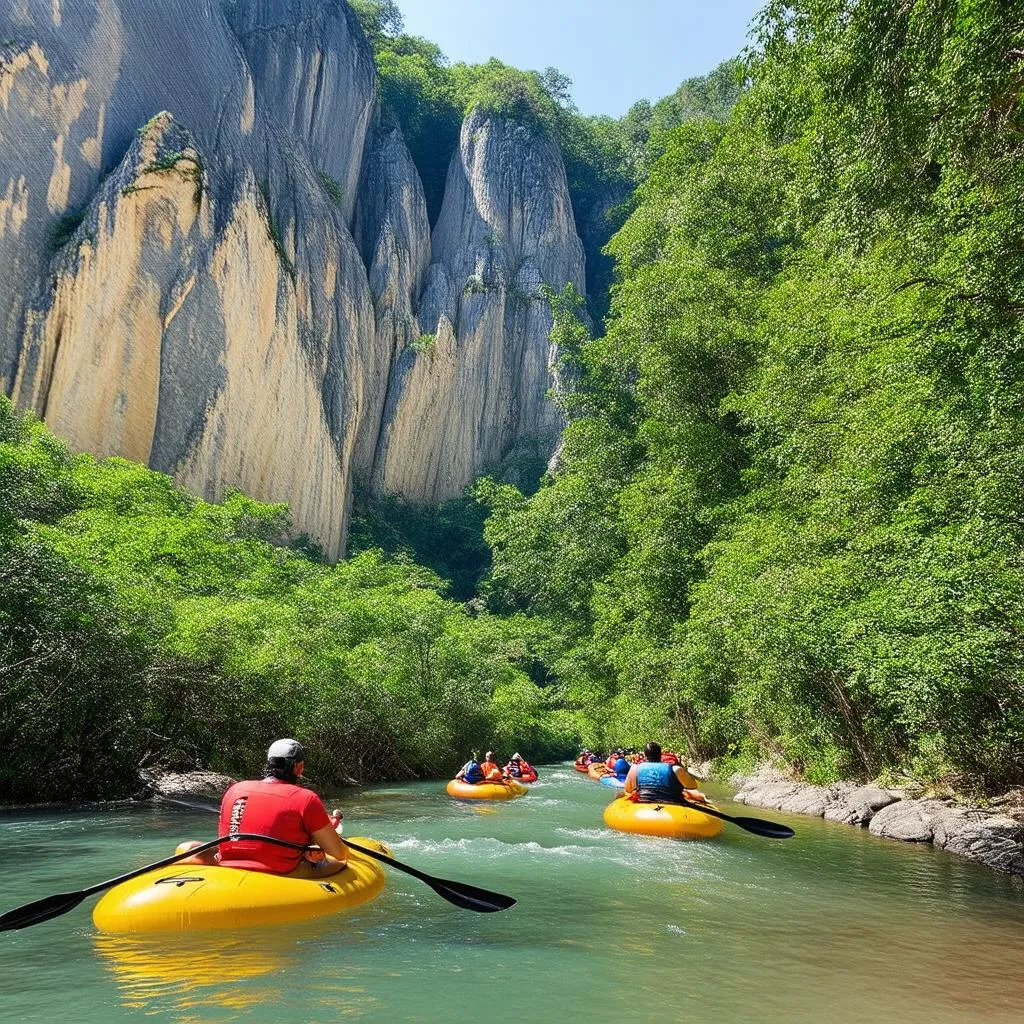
[
  {"x1": 446, "y1": 778, "x2": 527, "y2": 801},
  {"x1": 588, "y1": 762, "x2": 610, "y2": 780},
  {"x1": 603, "y1": 796, "x2": 723, "y2": 840},
  {"x1": 92, "y1": 837, "x2": 390, "y2": 933}
]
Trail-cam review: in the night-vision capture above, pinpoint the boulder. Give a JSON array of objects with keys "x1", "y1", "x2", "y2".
[
  {"x1": 934, "y1": 809, "x2": 1024, "y2": 875},
  {"x1": 732, "y1": 781, "x2": 809, "y2": 812},
  {"x1": 823, "y1": 785, "x2": 901, "y2": 826},
  {"x1": 868, "y1": 799, "x2": 958, "y2": 843},
  {"x1": 141, "y1": 768, "x2": 237, "y2": 804}
]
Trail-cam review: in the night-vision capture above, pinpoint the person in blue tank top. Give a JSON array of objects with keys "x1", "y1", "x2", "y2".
[
  {"x1": 455, "y1": 754, "x2": 485, "y2": 784},
  {"x1": 624, "y1": 742, "x2": 705, "y2": 804}
]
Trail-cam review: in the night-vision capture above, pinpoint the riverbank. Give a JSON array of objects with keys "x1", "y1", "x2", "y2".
[
  {"x1": 7, "y1": 763, "x2": 1022, "y2": 879},
  {"x1": 728, "y1": 766, "x2": 1024, "y2": 876}
]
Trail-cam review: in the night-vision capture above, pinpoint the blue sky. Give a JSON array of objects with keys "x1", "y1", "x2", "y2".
[{"x1": 394, "y1": 0, "x2": 765, "y2": 117}]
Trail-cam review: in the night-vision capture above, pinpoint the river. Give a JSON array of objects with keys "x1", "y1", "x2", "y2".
[{"x1": 2, "y1": 766, "x2": 1023, "y2": 1023}]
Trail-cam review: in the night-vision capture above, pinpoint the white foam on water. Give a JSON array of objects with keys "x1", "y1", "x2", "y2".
[
  {"x1": 385, "y1": 835, "x2": 637, "y2": 866},
  {"x1": 554, "y1": 827, "x2": 609, "y2": 842}
]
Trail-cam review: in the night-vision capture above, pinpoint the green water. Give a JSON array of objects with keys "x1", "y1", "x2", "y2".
[{"x1": 2, "y1": 767, "x2": 1023, "y2": 1023}]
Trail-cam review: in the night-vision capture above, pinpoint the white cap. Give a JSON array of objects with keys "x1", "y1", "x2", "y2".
[{"x1": 267, "y1": 738, "x2": 304, "y2": 762}]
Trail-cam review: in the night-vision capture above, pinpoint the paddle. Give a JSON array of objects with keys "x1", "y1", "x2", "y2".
[
  {"x1": 671, "y1": 796, "x2": 795, "y2": 839},
  {"x1": 152, "y1": 794, "x2": 516, "y2": 914},
  {"x1": 0, "y1": 832, "x2": 308, "y2": 933}
]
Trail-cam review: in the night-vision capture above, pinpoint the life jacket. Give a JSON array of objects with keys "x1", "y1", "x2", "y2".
[
  {"x1": 481, "y1": 761, "x2": 501, "y2": 780},
  {"x1": 605, "y1": 755, "x2": 617, "y2": 770},
  {"x1": 612, "y1": 757, "x2": 630, "y2": 781},
  {"x1": 505, "y1": 762, "x2": 523, "y2": 778},
  {"x1": 462, "y1": 760, "x2": 484, "y2": 784},
  {"x1": 635, "y1": 761, "x2": 685, "y2": 804}
]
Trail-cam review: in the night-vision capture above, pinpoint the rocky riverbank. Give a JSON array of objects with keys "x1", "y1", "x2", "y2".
[{"x1": 729, "y1": 767, "x2": 1024, "y2": 876}]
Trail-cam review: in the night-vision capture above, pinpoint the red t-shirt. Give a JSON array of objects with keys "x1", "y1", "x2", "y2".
[{"x1": 217, "y1": 779, "x2": 331, "y2": 874}]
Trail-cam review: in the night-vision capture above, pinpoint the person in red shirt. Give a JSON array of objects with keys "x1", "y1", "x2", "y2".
[{"x1": 182, "y1": 739, "x2": 348, "y2": 878}]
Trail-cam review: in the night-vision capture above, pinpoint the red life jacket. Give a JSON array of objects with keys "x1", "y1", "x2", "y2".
[{"x1": 217, "y1": 779, "x2": 330, "y2": 873}]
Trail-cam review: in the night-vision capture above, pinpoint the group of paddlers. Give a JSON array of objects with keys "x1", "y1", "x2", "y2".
[
  {"x1": 454, "y1": 751, "x2": 538, "y2": 784},
  {"x1": 577, "y1": 742, "x2": 707, "y2": 805}
]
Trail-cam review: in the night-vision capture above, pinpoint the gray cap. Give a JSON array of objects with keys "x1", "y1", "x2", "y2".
[{"x1": 267, "y1": 738, "x2": 304, "y2": 762}]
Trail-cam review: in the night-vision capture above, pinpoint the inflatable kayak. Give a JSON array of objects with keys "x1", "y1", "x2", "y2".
[
  {"x1": 517, "y1": 770, "x2": 538, "y2": 784},
  {"x1": 446, "y1": 778, "x2": 527, "y2": 801},
  {"x1": 600, "y1": 774, "x2": 625, "y2": 789},
  {"x1": 573, "y1": 760, "x2": 593, "y2": 772},
  {"x1": 92, "y1": 837, "x2": 391, "y2": 933},
  {"x1": 603, "y1": 797, "x2": 723, "y2": 840},
  {"x1": 587, "y1": 762, "x2": 610, "y2": 780}
]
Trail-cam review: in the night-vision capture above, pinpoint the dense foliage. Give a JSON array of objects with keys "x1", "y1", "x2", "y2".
[
  {"x1": 481, "y1": 0, "x2": 1024, "y2": 795},
  {"x1": 0, "y1": 398, "x2": 574, "y2": 803}
]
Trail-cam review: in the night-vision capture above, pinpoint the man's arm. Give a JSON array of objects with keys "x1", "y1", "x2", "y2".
[
  {"x1": 311, "y1": 824, "x2": 348, "y2": 863},
  {"x1": 623, "y1": 764, "x2": 639, "y2": 794},
  {"x1": 672, "y1": 764, "x2": 701, "y2": 789}
]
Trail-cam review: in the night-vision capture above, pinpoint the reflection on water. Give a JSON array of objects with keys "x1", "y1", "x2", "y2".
[
  {"x1": 94, "y1": 932, "x2": 294, "y2": 1017},
  {"x1": 92, "y1": 915, "x2": 391, "y2": 1021}
]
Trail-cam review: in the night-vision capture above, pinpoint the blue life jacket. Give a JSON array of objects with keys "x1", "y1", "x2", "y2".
[
  {"x1": 463, "y1": 760, "x2": 484, "y2": 784},
  {"x1": 613, "y1": 757, "x2": 630, "y2": 781},
  {"x1": 635, "y1": 761, "x2": 684, "y2": 803}
]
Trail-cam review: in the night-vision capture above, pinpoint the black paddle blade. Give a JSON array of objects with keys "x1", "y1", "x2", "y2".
[
  {"x1": 681, "y1": 800, "x2": 795, "y2": 839},
  {"x1": 424, "y1": 876, "x2": 517, "y2": 913},
  {"x1": 727, "y1": 815, "x2": 795, "y2": 840},
  {"x1": 0, "y1": 891, "x2": 87, "y2": 933},
  {"x1": 344, "y1": 839, "x2": 516, "y2": 913}
]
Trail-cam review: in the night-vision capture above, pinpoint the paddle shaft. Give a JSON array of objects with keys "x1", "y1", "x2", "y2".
[
  {"x1": 152, "y1": 793, "x2": 516, "y2": 912},
  {"x1": 0, "y1": 833, "x2": 308, "y2": 932},
  {"x1": 674, "y1": 797, "x2": 795, "y2": 839}
]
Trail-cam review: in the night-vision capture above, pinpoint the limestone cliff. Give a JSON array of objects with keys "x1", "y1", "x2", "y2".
[
  {"x1": 372, "y1": 109, "x2": 586, "y2": 501},
  {"x1": 0, "y1": 1, "x2": 587, "y2": 553}
]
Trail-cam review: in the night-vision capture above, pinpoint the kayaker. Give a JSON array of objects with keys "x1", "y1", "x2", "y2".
[
  {"x1": 624, "y1": 742, "x2": 706, "y2": 805},
  {"x1": 611, "y1": 751, "x2": 631, "y2": 782},
  {"x1": 480, "y1": 751, "x2": 504, "y2": 781},
  {"x1": 215, "y1": 738, "x2": 349, "y2": 878},
  {"x1": 455, "y1": 753, "x2": 486, "y2": 784},
  {"x1": 605, "y1": 750, "x2": 619, "y2": 771},
  {"x1": 505, "y1": 753, "x2": 535, "y2": 779}
]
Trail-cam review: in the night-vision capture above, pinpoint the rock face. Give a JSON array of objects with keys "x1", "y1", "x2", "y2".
[
  {"x1": 0, "y1": 1, "x2": 586, "y2": 552},
  {"x1": 371, "y1": 109, "x2": 585, "y2": 500}
]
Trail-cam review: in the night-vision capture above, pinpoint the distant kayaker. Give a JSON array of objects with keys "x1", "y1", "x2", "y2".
[
  {"x1": 624, "y1": 742, "x2": 706, "y2": 805},
  {"x1": 611, "y1": 751, "x2": 631, "y2": 782},
  {"x1": 505, "y1": 753, "x2": 535, "y2": 779},
  {"x1": 455, "y1": 753, "x2": 486, "y2": 784},
  {"x1": 215, "y1": 738, "x2": 349, "y2": 878}
]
